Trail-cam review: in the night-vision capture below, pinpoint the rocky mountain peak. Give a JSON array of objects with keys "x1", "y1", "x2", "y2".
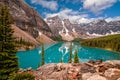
[
  {"x1": 63, "y1": 19, "x2": 71, "y2": 25},
  {"x1": 46, "y1": 15, "x2": 87, "y2": 40},
  {"x1": 92, "y1": 19, "x2": 107, "y2": 24},
  {"x1": 47, "y1": 15, "x2": 61, "y2": 22},
  {"x1": 52, "y1": 15, "x2": 61, "y2": 20}
]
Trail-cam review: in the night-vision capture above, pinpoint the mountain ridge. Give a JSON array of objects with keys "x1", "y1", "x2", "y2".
[{"x1": 46, "y1": 15, "x2": 120, "y2": 40}]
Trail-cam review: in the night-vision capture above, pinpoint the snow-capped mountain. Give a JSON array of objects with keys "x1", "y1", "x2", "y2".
[
  {"x1": 83, "y1": 19, "x2": 120, "y2": 35},
  {"x1": 46, "y1": 15, "x2": 120, "y2": 40},
  {"x1": 46, "y1": 15, "x2": 86, "y2": 41}
]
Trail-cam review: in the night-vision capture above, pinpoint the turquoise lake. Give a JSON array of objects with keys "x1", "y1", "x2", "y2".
[{"x1": 17, "y1": 42, "x2": 120, "y2": 69}]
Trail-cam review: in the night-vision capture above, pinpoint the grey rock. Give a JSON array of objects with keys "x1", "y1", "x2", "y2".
[
  {"x1": 104, "y1": 68, "x2": 120, "y2": 80},
  {"x1": 87, "y1": 74, "x2": 107, "y2": 80},
  {"x1": 82, "y1": 72, "x2": 93, "y2": 80},
  {"x1": 80, "y1": 63, "x2": 96, "y2": 73},
  {"x1": 27, "y1": 67, "x2": 32, "y2": 71}
]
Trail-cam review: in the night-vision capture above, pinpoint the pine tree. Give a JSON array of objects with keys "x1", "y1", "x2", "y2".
[
  {"x1": 0, "y1": 4, "x2": 18, "y2": 80},
  {"x1": 41, "y1": 43, "x2": 45, "y2": 66},
  {"x1": 68, "y1": 42, "x2": 72, "y2": 63},
  {"x1": 74, "y1": 50, "x2": 80, "y2": 63}
]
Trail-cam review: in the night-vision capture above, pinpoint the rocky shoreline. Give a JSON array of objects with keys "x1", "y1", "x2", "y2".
[{"x1": 19, "y1": 60, "x2": 120, "y2": 80}]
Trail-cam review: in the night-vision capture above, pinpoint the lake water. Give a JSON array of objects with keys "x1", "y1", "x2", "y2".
[{"x1": 17, "y1": 42, "x2": 120, "y2": 69}]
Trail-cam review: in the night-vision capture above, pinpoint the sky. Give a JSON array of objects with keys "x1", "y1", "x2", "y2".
[{"x1": 25, "y1": 0, "x2": 120, "y2": 23}]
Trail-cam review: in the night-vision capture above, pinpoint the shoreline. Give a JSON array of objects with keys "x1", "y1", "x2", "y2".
[{"x1": 81, "y1": 45, "x2": 120, "y2": 54}]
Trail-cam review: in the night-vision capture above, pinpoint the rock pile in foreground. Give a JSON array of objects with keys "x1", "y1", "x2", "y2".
[{"x1": 19, "y1": 60, "x2": 120, "y2": 80}]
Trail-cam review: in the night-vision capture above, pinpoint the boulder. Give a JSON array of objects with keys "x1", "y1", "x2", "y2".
[
  {"x1": 27, "y1": 67, "x2": 33, "y2": 71},
  {"x1": 104, "y1": 68, "x2": 120, "y2": 80},
  {"x1": 94, "y1": 59, "x2": 103, "y2": 65},
  {"x1": 96, "y1": 63, "x2": 114, "y2": 73},
  {"x1": 87, "y1": 74, "x2": 107, "y2": 80},
  {"x1": 106, "y1": 60, "x2": 120, "y2": 66},
  {"x1": 80, "y1": 63, "x2": 96, "y2": 73},
  {"x1": 88, "y1": 60, "x2": 95, "y2": 64},
  {"x1": 37, "y1": 63, "x2": 57, "y2": 75},
  {"x1": 82, "y1": 72, "x2": 93, "y2": 80},
  {"x1": 67, "y1": 67, "x2": 82, "y2": 80},
  {"x1": 19, "y1": 68, "x2": 26, "y2": 73}
]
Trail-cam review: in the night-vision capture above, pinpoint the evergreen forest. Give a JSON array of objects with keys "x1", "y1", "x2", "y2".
[{"x1": 81, "y1": 34, "x2": 120, "y2": 53}]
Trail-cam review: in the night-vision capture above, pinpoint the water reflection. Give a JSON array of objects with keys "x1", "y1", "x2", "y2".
[
  {"x1": 59, "y1": 42, "x2": 70, "y2": 54},
  {"x1": 17, "y1": 42, "x2": 120, "y2": 69},
  {"x1": 58, "y1": 42, "x2": 79, "y2": 54}
]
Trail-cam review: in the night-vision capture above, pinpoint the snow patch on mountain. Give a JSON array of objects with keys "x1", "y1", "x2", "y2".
[
  {"x1": 87, "y1": 30, "x2": 120, "y2": 37},
  {"x1": 61, "y1": 21, "x2": 69, "y2": 36},
  {"x1": 72, "y1": 28, "x2": 76, "y2": 32},
  {"x1": 58, "y1": 21, "x2": 74, "y2": 41},
  {"x1": 105, "y1": 16, "x2": 120, "y2": 22},
  {"x1": 109, "y1": 30, "x2": 120, "y2": 35},
  {"x1": 87, "y1": 32, "x2": 103, "y2": 37}
]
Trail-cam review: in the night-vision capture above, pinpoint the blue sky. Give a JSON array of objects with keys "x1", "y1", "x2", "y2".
[{"x1": 25, "y1": 0, "x2": 120, "y2": 23}]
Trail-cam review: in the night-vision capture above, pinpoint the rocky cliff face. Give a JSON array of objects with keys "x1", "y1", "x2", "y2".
[
  {"x1": 46, "y1": 15, "x2": 86, "y2": 41},
  {"x1": 0, "y1": 0, "x2": 54, "y2": 38},
  {"x1": 47, "y1": 15, "x2": 63, "y2": 37},
  {"x1": 83, "y1": 19, "x2": 120, "y2": 35}
]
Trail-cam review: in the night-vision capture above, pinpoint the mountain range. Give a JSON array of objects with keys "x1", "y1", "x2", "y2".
[{"x1": 46, "y1": 15, "x2": 120, "y2": 40}]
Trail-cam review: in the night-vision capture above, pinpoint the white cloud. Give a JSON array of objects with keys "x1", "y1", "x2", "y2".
[
  {"x1": 76, "y1": 18, "x2": 95, "y2": 23},
  {"x1": 44, "y1": 8, "x2": 120, "y2": 24},
  {"x1": 105, "y1": 16, "x2": 120, "y2": 22},
  {"x1": 83, "y1": 0, "x2": 117, "y2": 14},
  {"x1": 45, "y1": 8, "x2": 88, "y2": 23},
  {"x1": 44, "y1": 8, "x2": 111, "y2": 23},
  {"x1": 31, "y1": 0, "x2": 58, "y2": 11}
]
